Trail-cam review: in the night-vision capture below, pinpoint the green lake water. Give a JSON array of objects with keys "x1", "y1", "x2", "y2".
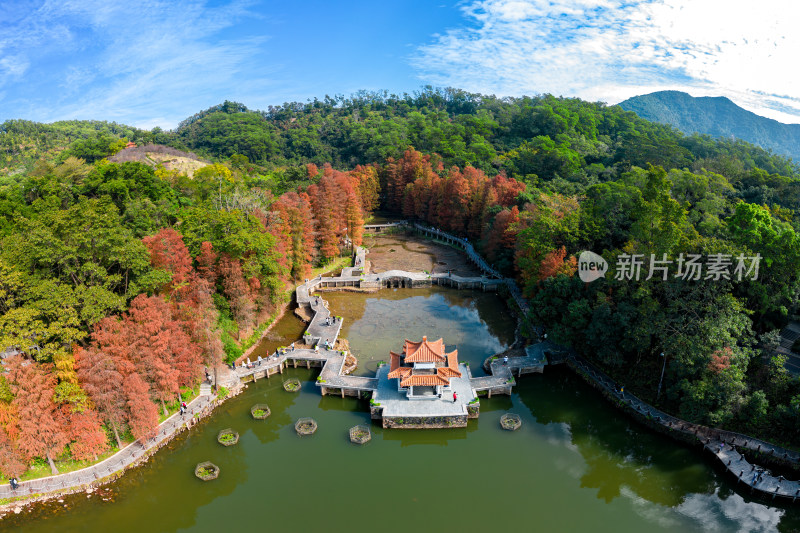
[{"x1": 4, "y1": 288, "x2": 798, "y2": 532}]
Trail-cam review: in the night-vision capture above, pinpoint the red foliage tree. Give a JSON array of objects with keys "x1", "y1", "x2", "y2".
[
  {"x1": 68, "y1": 409, "x2": 109, "y2": 461},
  {"x1": 393, "y1": 153, "x2": 525, "y2": 245},
  {"x1": 75, "y1": 330, "x2": 129, "y2": 448},
  {"x1": 272, "y1": 192, "x2": 316, "y2": 280},
  {"x1": 126, "y1": 294, "x2": 200, "y2": 414},
  {"x1": 350, "y1": 165, "x2": 380, "y2": 214},
  {"x1": 485, "y1": 206, "x2": 520, "y2": 262},
  {"x1": 0, "y1": 401, "x2": 19, "y2": 442},
  {"x1": 123, "y1": 373, "x2": 159, "y2": 443},
  {"x1": 7, "y1": 357, "x2": 69, "y2": 474},
  {"x1": 219, "y1": 255, "x2": 256, "y2": 333},
  {"x1": 143, "y1": 228, "x2": 193, "y2": 294},
  {"x1": 708, "y1": 347, "x2": 733, "y2": 373},
  {"x1": 491, "y1": 174, "x2": 526, "y2": 206},
  {"x1": 196, "y1": 241, "x2": 218, "y2": 286},
  {"x1": 0, "y1": 426, "x2": 24, "y2": 479},
  {"x1": 382, "y1": 149, "x2": 439, "y2": 212},
  {"x1": 537, "y1": 247, "x2": 578, "y2": 281},
  {"x1": 307, "y1": 174, "x2": 346, "y2": 261}
]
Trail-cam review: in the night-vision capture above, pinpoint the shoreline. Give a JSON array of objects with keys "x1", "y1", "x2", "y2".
[
  {"x1": 0, "y1": 261, "x2": 351, "y2": 511},
  {"x1": 0, "y1": 385, "x2": 246, "y2": 517},
  {"x1": 4, "y1": 228, "x2": 798, "y2": 513},
  {"x1": 235, "y1": 300, "x2": 292, "y2": 366}
]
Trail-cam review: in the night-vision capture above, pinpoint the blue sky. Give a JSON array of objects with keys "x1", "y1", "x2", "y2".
[{"x1": 2, "y1": 0, "x2": 799, "y2": 129}]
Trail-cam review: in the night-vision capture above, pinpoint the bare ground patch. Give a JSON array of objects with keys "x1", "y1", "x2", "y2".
[{"x1": 363, "y1": 233, "x2": 481, "y2": 276}]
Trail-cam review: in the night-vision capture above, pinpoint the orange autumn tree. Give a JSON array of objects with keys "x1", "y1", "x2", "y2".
[
  {"x1": 219, "y1": 255, "x2": 256, "y2": 333},
  {"x1": 394, "y1": 150, "x2": 525, "y2": 245},
  {"x1": 0, "y1": 426, "x2": 24, "y2": 479},
  {"x1": 68, "y1": 409, "x2": 109, "y2": 461},
  {"x1": 484, "y1": 206, "x2": 521, "y2": 268},
  {"x1": 272, "y1": 192, "x2": 315, "y2": 280},
  {"x1": 75, "y1": 323, "x2": 130, "y2": 447},
  {"x1": 123, "y1": 373, "x2": 159, "y2": 442},
  {"x1": 382, "y1": 148, "x2": 440, "y2": 212},
  {"x1": 350, "y1": 165, "x2": 380, "y2": 214},
  {"x1": 537, "y1": 246, "x2": 578, "y2": 281},
  {"x1": 708, "y1": 347, "x2": 733, "y2": 373},
  {"x1": 196, "y1": 241, "x2": 219, "y2": 286},
  {"x1": 7, "y1": 357, "x2": 70, "y2": 474},
  {"x1": 126, "y1": 294, "x2": 200, "y2": 416},
  {"x1": 307, "y1": 170, "x2": 346, "y2": 261}
]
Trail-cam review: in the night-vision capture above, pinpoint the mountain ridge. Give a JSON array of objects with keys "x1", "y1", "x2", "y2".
[{"x1": 618, "y1": 90, "x2": 800, "y2": 161}]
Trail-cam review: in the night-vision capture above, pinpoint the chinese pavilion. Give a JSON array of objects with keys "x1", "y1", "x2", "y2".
[{"x1": 387, "y1": 336, "x2": 461, "y2": 399}]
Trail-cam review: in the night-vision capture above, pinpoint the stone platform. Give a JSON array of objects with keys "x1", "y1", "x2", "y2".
[{"x1": 371, "y1": 363, "x2": 477, "y2": 428}]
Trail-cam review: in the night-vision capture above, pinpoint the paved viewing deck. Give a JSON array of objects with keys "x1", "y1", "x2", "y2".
[
  {"x1": 470, "y1": 344, "x2": 551, "y2": 397},
  {"x1": 372, "y1": 364, "x2": 476, "y2": 421}
]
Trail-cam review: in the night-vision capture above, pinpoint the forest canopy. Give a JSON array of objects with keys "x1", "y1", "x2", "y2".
[{"x1": 0, "y1": 87, "x2": 798, "y2": 479}]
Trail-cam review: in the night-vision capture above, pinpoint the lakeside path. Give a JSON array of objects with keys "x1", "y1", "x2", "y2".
[{"x1": 0, "y1": 390, "x2": 214, "y2": 501}]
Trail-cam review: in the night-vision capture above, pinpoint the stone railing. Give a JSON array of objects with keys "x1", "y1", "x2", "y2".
[
  {"x1": 410, "y1": 223, "x2": 529, "y2": 314},
  {"x1": 567, "y1": 352, "x2": 800, "y2": 501}
]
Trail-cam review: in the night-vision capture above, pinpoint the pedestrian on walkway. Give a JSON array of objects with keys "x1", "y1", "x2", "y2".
[
  {"x1": 180, "y1": 406, "x2": 185, "y2": 417},
  {"x1": 10, "y1": 477, "x2": 18, "y2": 490},
  {"x1": 453, "y1": 391, "x2": 458, "y2": 403},
  {"x1": 503, "y1": 355, "x2": 508, "y2": 365}
]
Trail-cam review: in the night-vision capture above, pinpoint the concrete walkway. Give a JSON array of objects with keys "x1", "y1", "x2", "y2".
[
  {"x1": 569, "y1": 353, "x2": 800, "y2": 502},
  {"x1": 706, "y1": 439, "x2": 800, "y2": 501}
]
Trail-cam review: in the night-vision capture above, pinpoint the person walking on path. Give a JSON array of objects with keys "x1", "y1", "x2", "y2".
[
  {"x1": 10, "y1": 477, "x2": 18, "y2": 491},
  {"x1": 453, "y1": 391, "x2": 458, "y2": 403},
  {"x1": 503, "y1": 355, "x2": 508, "y2": 365}
]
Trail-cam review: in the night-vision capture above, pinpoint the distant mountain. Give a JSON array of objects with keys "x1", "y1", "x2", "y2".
[{"x1": 618, "y1": 91, "x2": 800, "y2": 161}]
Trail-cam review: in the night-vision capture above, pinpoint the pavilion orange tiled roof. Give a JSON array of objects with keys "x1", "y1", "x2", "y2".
[
  {"x1": 400, "y1": 374, "x2": 451, "y2": 387},
  {"x1": 437, "y1": 366, "x2": 461, "y2": 378},
  {"x1": 388, "y1": 336, "x2": 462, "y2": 384},
  {"x1": 387, "y1": 366, "x2": 412, "y2": 380},
  {"x1": 447, "y1": 348, "x2": 459, "y2": 370},
  {"x1": 403, "y1": 336, "x2": 446, "y2": 363}
]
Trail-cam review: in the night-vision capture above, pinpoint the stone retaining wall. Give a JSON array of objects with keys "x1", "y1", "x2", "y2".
[{"x1": 383, "y1": 415, "x2": 468, "y2": 429}]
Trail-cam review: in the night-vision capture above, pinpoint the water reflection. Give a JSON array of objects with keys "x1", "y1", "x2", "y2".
[
  {"x1": 6, "y1": 290, "x2": 799, "y2": 533},
  {"x1": 323, "y1": 287, "x2": 516, "y2": 376}
]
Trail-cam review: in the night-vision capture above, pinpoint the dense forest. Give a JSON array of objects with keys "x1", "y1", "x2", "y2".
[{"x1": 0, "y1": 87, "x2": 799, "y2": 480}]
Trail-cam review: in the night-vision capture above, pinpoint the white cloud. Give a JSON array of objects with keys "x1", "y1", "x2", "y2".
[
  {"x1": 412, "y1": 0, "x2": 800, "y2": 123},
  {"x1": 0, "y1": 0, "x2": 271, "y2": 128},
  {"x1": 676, "y1": 490, "x2": 784, "y2": 532}
]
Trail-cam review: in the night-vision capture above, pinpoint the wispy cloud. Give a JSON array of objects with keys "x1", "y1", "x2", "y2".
[
  {"x1": 412, "y1": 0, "x2": 800, "y2": 123},
  {"x1": 0, "y1": 0, "x2": 273, "y2": 128}
]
